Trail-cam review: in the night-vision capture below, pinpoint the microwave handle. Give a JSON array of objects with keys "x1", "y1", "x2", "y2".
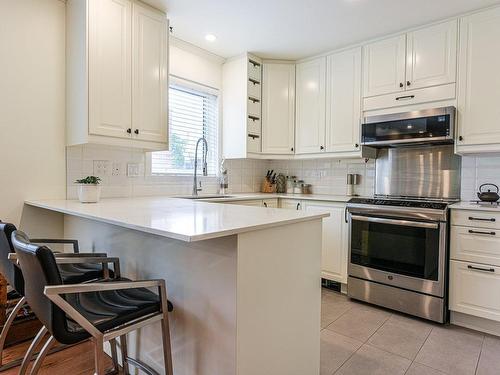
[{"x1": 350, "y1": 215, "x2": 439, "y2": 229}]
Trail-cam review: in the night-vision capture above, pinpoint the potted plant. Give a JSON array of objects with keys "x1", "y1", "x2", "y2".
[{"x1": 75, "y1": 176, "x2": 102, "y2": 203}]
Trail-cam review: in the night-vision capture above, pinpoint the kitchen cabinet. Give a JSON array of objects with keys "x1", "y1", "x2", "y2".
[
  {"x1": 262, "y1": 199, "x2": 278, "y2": 208},
  {"x1": 262, "y1": 63, "x2": 295, "y2": 155},
  {"x1": 67, "y1": 0, "x2": 168, "y2": 150},
  {"x1": 295, "y1": 57, "x2": 326, "y2": 154},
  {"x1": 304, "y1": 201, "x2": 348, "y2": 284},
  {"x1": 325, "y1": 47, "x2": 362, "y2": 154},
  {"x1": 222, "y1": 54, "x2": 263, "y2": 158},
  {"x1": 457, "y1": 6, "x2": 500, "y2": 154},
  {"x1": 362, "y1": 20, "x2": 457, "y2": 98},
  {"x1": 279, "y1": 199, "x2": 303, "y2": 210},
  {"x1": 450, "y1": 208, "x2": 500, "y2": 325}
]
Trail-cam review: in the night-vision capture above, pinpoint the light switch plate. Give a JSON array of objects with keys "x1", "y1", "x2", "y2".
[
  {"x1": 93, "y1": 160, "x2": 109, "y2": 177},
  {"x1": 127, "y1": 163, "x2": 141, "y2": 177}
]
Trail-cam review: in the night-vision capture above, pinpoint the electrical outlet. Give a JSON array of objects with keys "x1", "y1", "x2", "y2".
[
  {"x1": 93, "y1": 160, "x2": 110, "y2": 177},
  {"x1": 127, "y1": 163, "x2": 141, "y2": 177},
  {"x1": 111, "y1": 162, "x2": 121, "y2": 176}
]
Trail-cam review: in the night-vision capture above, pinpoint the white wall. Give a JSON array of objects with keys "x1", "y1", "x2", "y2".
[{"x1": 0, "y1": 0, "x2": 66, "y2": 234}]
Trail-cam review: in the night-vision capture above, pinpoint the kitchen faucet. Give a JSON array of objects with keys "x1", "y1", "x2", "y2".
[{"x1": 192, "y1": 137, "x2": 208, "y2": 196}]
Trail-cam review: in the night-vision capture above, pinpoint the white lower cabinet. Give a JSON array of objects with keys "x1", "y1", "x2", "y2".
[
  {"x1": 279, "y1": 199, "x2": 303, "y2": 210},
  {"x1": 304, "y1": 201, "x2": 348, "y2": 283},
  {"x1": 450, "y1": 260, "x2": 500, "y2": 322},
  {"x1": 262, "y1": 199, "x2": 278, "y2": 208}
]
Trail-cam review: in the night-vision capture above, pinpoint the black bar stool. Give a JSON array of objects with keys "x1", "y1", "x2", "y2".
[
  {"x1": 0, "y1": 222, "x2": 120, "y2": 372},
  {"x1": 11, "y1": 230, "x2": 174, "y2": 375}
]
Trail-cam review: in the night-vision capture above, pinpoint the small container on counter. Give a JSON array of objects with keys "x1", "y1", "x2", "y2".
[
  {"x1": 286, "y1": 176, "x2": 296, "y2": 194},
  {"x1": 301, "y1": 184, "x2": 312, "y2": 194},
  {"x1": 293, "y1": 180, "x2": 304, "y2": 194}
]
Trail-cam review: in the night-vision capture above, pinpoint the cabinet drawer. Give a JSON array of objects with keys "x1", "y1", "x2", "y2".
[
  {"x1": 247, "y1": 134, "x2": 261, "y2": 153},
  {"x1": 226, "y1": 200, "x2": 262, "y2": 207},
  {"x1": 363, "y1": 83, "x2": 456, "y2": 112},
  {"x1": 451, "y1": 226, "x2": 500, "y2": 266},
  {"x1": 279, "y1": 199, "x2": 303, "y2": 210},
  {"x1": 262, "y1": 199, "x2": 278, "y2": 208},
  {"x1": 247, "y1": 98, "x2": 261, "y2": 117},
  {"x1": 451, "y1": 210, "x2": 500, "y2": 230},
  {"x1": 450, "y1": 260, "x2": 500, "y2": 322},
  {"x1": 248, "y1": 79, "x2": 261, "y2": 99},
  {"x1": 248, "y1": 60, "x2": 262, "y2": 82},
  {"x1": 247, "y1": 116, "x2": 261, "y2": 135}
]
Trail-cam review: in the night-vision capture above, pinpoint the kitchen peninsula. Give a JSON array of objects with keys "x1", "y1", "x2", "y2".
[{"x1": 24, "y1": 196, "x2": 328, "y2": 375}]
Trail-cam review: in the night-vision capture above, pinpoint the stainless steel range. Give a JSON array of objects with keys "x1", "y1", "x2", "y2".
[{"x1": 346, "y1": 139, "x2": 461, "y2": 323}]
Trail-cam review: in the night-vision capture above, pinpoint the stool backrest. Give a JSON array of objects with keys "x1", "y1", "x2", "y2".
[
  {"x1": 0, "y1": 222, "x2": 25, "y2": 294},
  {"x1": 11, "y1": 230, "x2": 65, "y2": 335}
]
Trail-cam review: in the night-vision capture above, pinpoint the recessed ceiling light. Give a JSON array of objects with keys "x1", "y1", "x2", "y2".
[{"x1": 205, "y1": 34, "x2": 217, "y2": 42}]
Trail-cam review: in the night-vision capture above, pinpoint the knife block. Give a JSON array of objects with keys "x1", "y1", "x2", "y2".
[{"x1": 261, "y1": 180, "x2": 276, "y2": 193}]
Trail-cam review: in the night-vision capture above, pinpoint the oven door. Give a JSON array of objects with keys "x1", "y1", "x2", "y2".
[{"x1": 348, "y1": 214, "x2": 446, "y2": 297}]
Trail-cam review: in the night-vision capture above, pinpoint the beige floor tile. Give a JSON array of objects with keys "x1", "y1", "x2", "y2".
[
  {"x1": 414, "y1": 325, "x2": 483, "y2": 375},
  {"x1": 325, "y1": 303, "x2": 391, "y2": 341},
  {"x1": 320, "y1": 330, "x2": 363, "y2": 375},
  {"x1": 321, "y1": 299, "x2": 355, "y2": 328},
  {"x1": 335, "y1": 344, "x2": 411, "y2": 375},
  {"x1": 477, "y1": 335, "x2": 500, "y2": 375},
  {"x1": 405, "y1": 362, "x2": 448, "y2": 375},
  {"x1": 367, "y1": 314, "x2": 433, "y2": 359}
]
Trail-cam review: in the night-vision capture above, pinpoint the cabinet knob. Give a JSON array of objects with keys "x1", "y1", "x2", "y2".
[
  {"x1": 458, "y1": 136, "x2": 463, "y2": 141},
  {"x1": 134, "y1": 129, "x2": 139, "y2": 135},
  {"x1": 263, "y1": 202, "x2": 268, "y2": 208},
  {"x1": 399, "y1": 82, "x2": 404, "y2": 88},
  {"x1": 320, "y1": 145, "x2": 324, "y2": 150},
  {"x1": 406, "y1": 81, "x2": 411, "y2": 86},
  {"x1": 291, "y1": 147, "x2": 294, "y2": 152},
  {"x1": 126, "y1": 128, "x2": 132, "y2": 134},
  {"x1": 355, "y1": 143, "x2": 359, "y2": 148}
]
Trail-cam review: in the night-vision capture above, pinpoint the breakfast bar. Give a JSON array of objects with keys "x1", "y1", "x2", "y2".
[{"x1": 24, "y1": 197, "x2": 327, "y2": 375}]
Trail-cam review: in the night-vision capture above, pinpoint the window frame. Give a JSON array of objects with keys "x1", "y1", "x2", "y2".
[{"x1": 146, "y1": 75, "x2": 222, "y2": 177}]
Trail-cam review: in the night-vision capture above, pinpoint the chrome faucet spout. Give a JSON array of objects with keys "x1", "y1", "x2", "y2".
[{"x1": 193, "y1": 137, "x2": 208, "y2": 196}]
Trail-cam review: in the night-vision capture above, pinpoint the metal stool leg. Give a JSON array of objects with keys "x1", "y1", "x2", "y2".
[
  {"x1": 28, "y1": 335, "x2": 55, "y2": 375},
  {"x1": 0, "y1": 296, "x2": 27, "y2": 370},
  {"x1": 160, "y1": 285, "x2": 174, "y2": 375},
  {"x1": 119, "y1": 335, "x2": 130, "y2": 375},
  {"x1": 109, "y1": 338, "x2": 119, "y2": 374},
  {"x1": 19, "y1": 326, "x2": 48, "y2": 375}
]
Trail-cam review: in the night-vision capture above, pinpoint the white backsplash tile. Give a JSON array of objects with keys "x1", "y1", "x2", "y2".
[{"x1": 461, "y1": 155, "x2": 500, "y2": 201}]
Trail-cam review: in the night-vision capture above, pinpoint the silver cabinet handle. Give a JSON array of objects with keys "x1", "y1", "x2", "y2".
[
  {"x1": 468, "y1": 230, "x2": 496, "y2": 236},
  {"x1": 351, "y1": 215, "x2": 438, "y2": 229},
  {"x1": 468, "y1": 265, "x2": 495, "y2": 273}
]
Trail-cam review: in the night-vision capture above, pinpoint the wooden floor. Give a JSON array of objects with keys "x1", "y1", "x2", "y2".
[{"x1": 2, "y1": 339, "x2": 116, "y2": 375}]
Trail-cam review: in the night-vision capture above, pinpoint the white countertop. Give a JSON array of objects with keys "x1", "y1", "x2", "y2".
[
  {"x1": 25, "y1": 196, "x2": 329, "y2": 242},
  {"x1": 182, "y1": 192, "x2": 358, "y2": 203},
  {"x1": 449, "y1": 201, "x2": 500, "y2": 212}
]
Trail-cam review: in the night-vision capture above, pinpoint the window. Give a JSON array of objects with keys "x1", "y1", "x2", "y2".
[{"x1": 150, "y1": 80, "x2": 219, "y2": 175}]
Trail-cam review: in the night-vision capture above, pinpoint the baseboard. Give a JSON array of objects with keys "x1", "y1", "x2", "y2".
[{"x1": 451, "y1": 311, "x2": 500, "y2": 337}]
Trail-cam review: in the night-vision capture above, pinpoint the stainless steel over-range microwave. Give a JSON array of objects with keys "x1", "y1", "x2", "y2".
[{"x1": 361, "y1": 106, "x2": 456, "y2": 147}]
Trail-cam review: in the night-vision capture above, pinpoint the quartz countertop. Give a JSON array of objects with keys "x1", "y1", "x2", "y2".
[
  {"x1": 25, "y1": 197, "x2": 329, "y2": 242},
  {"x1": 449, "y1": 201, "x2": 500, "y2": 212},
  {"x1": 179, "y1": 192, "x2": 360, "y2": 203}
]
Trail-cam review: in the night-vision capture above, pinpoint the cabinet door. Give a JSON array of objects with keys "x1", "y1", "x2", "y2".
[
  {"x1": 304, "y1": 202, "x2": 347, "y2": 283},
  {"x1": 363, "y1": 35, "x2": 406, "y2": 97},
  {"x1": 295, "y1": 58, "x2": 326, "y2": 154},
  {"x1": 457, "y1": 7, "x2": 500, "y2": 148},
  {"x1": 132, "y1": 3, "x2": 168, "y2": 143},
  {"x1": 326, "y1": 48, "x2": 361, "y2": 153},
  {"x1": 262, "y1": 199, "x2": 278, "y2": 208},
  {"x1": 262, "y1": 64, "x2": 295, "y2": 154},
  {"x1": 406, "y1": 20, "x2": 457, "y2": 90},
  {"x1": 279, "y1": 199, "x2": 302, "y2": 210},
  {"x1": 88, "y1": 0, "x2": 132, "y2": 138}
]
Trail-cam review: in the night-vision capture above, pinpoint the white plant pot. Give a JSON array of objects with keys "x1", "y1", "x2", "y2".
[{"x1": 77, "y1": 184, "x2": 102, "y2": 203}]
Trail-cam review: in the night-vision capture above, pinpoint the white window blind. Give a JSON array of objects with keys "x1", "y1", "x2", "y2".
[{"x1": 151, "y1": 83, "x2": 219, "y2": 175}]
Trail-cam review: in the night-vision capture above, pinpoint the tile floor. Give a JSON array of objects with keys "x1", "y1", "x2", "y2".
[{"x1": 321, "y1": 288, "x2": 500, "y2": 375}]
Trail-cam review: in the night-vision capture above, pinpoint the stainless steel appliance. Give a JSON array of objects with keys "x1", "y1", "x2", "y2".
[
  {"x1": 361, "y1": 106, "x2": 455, "y2": 147},
  {"x1": 346, "y1": 144, "x2": 461, "y2": 323}
]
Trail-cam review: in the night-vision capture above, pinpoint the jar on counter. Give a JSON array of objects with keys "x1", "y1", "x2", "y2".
[
  {"x1": 293, "y1": 180, "x2": 304, "y2": 194},
  {"x1": 286, "y1": 176, "x2": 295, "y2": 194}
]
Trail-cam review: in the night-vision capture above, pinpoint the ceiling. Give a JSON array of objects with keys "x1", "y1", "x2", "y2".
[{"x1": 146, "y1": 0, "x2": 500, "y2": 60}]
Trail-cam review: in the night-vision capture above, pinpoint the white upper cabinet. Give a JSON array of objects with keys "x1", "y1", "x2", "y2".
[
  {"x1": 132, "y1": 2, "x2": 168, "y2": 143},
  {"x1": 363, "y1": 20, "x2": 457, "y2": 98},
  {"x1": 457, "y1": 7, "x2": 500, "y2": 152},
  {"x1": 326, "y1": 47, "x2": 362, "y2": 154},
  {"x1": 262, "y1": 63, "x2": 295, "y2": 154},
  {"x1": 67, "y1": 0, "x2": 168, "y2": 150},
  {"x1": 88, "y1": 0, "x2": 132, "y2": 138},
  {"x1": 295, "y1": 57, "x2": 326, "y2": 154},
  {"x1": 406, "y1": 20, "x2": 457, "y2": 90},
  {"x1": 363, "y1": 35, "x2": 406, "y2": 97}
]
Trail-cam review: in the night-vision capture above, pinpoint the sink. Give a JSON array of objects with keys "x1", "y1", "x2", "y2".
[{"x1": 178, "y1": 195, "x2": 235, "y2": 200}]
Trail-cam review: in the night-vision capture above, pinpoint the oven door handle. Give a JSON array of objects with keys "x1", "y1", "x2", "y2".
[{"x1": 350, "y1": 215, "x2": 439, "y2": 229}]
